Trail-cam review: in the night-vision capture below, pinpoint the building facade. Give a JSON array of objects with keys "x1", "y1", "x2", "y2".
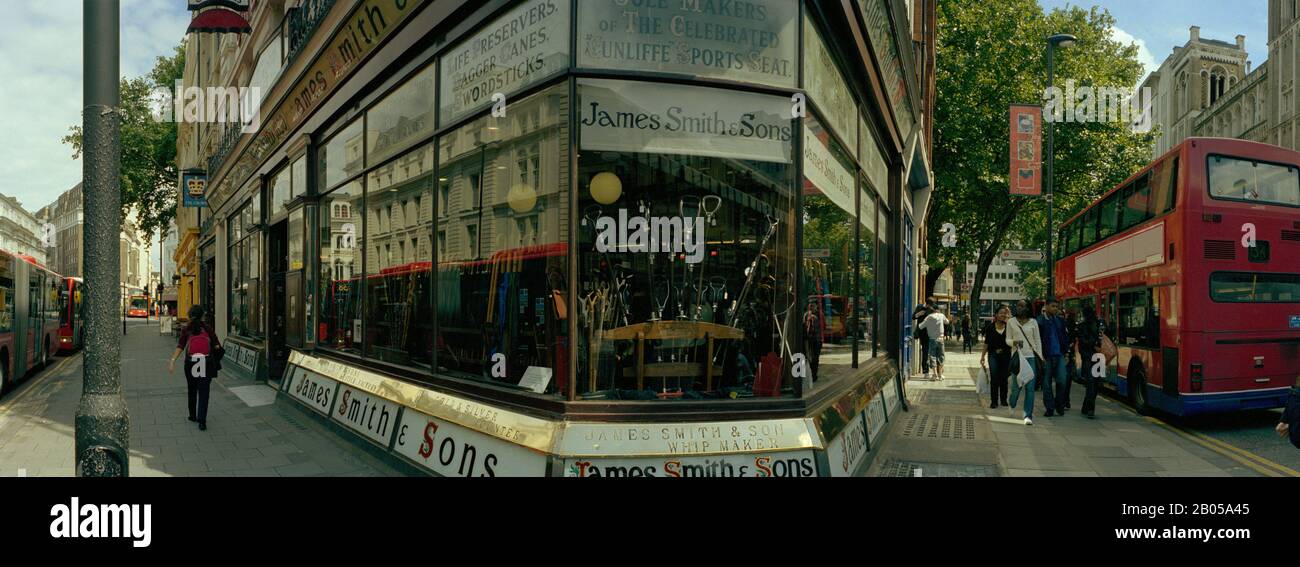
[
  {"x1": 965, "y1": 257, "x2": 1026, "y2": 321},
  {"x1": 178, "y1": 0, "x2": 935, "y2": 477},
  {"x1": 0, "y1": 193, "x2": 47, "y2": 265},
  {"x1": 35, "y1": 183, "x2": 153, "y2": 292}
]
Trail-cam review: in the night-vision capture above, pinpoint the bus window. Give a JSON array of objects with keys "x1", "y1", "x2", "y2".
[
  {"x1": 1118, "y1": 288, "x2": 1159, "y2": 349},
  {"x1": 1210, "y1": 272, "x2": 1300, "y2": 302},
  {"x1": 1081, "y1": 208, "x2": 1099, "y2": 249},
  {"x1": 1208, "y1": 155, "x2": 1300, "y2": 206},
  {"x1": 1152, "y1": 157, "x2": 1179, "y2": 214},
  {"x1": 0, "y1": 264, "x2": 11, "y2": 333},
  {"x1": 1121, "y1": 174, "x2": 1153, "y2": 229},
  {"x1": 1098, "y1": 192, "x2": 1119, "y2": 240},
  {"x1": 1065, "y1": 220, "x2": 1079, "y2": 254}
]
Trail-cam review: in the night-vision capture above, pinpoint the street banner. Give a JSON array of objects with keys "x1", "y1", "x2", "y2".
[
  {"x1": 182, "y1": 169, "x2": 207, "y2": 208},
  {"x1": 1009, "y1": 104, "x2": 1042, "y2": 196}
]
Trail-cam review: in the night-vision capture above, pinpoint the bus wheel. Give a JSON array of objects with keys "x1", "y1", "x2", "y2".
[
  {"x1": 43, "y1": 338, "x2": 51, "y2": 368},
  {"x1": 1130, "y1": 366, "x2": 1151, "y2": 416},
  {"x1": 0, "y1": 354, "x2": 8, "y2": 394}
]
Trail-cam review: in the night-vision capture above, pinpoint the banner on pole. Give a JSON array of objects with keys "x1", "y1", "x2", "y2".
[{"x1": 1009, "y1": 104, "x2": 1042, "y2": 196}]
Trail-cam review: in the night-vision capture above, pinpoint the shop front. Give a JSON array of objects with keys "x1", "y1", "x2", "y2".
[{"x1": 199, "y1": 0, "x2": 932, "y2": 475}]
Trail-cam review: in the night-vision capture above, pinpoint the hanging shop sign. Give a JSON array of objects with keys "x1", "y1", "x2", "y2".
[
  {"x1": 825, "y1": 411, "x2": 869, "y2": 477},
  {"x1": 555, "y1": 418, "x2": 819, "y2": 458},
  {"x1": 392, "y1": 407, "x2": 548, "y2": 477},
  {"x1": 182, "y1": 170, "x2": 208, "y2": 208},
  {"x1": 284, "y1": 365, "x2": 339, "y2": 416},
  {"x1": 438, "y1": 0, "x2": 571, "y2": 126},
  {"x1": 803, "y1": 121, "x2": 856, "y2": 215},
  {"x1": 332, "y1": 384, "x2": 402, "y2": 448},
  {"x1": 579, "y1": 78, "x2": 794, "y2": 165},
  {"x1": 577, "y1": 0, "x2": 796, "y2": 89},
  {"x1": 859, "y1": 0, "x2": 916, "y2": 142},
  {"x1": 803, "y1": 17, "x2": 857, "y2": 156},
  {"x1": 209, "y1": 0, "x2": 426, "y2": 211},
  {"x1": 1008, "y1": 104, "x2": 1042, "y2": 197},
  {"x1": 563, "y1": 451, "x2": 818, "y2": 478}
]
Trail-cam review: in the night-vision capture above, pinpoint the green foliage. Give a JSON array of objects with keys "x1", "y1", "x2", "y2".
[
  {"x1": 64, "y1": 44, "x2": 184, "y2": 239},
  {"x1": 930, "y1": 0, "x2": 1155, "y2": 308}
]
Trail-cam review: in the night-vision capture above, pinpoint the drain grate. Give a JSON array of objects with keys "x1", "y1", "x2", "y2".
[
  {"x1": 920, "y1": 389, "x2": 977, "y2": 406},
  {"x1": 877, "y1": 459, "x2": 999, "y2": 477},
  {"x1": 900, "y1": 413, "x2": 978, "y2": 440}
]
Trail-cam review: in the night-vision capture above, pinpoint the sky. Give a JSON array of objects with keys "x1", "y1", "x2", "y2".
[
  {"x1": 0, "y1": 0, "x2": 190, "y2": 265},
  {"x1": 1040, "y1": 0, "x2": 1270, "y2": 85}
]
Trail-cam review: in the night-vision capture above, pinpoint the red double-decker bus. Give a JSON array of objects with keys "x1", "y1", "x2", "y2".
[
  {"x1": 1055, "y1": 137, "x2": 1300, "y2": 416},
  {"x1": 58, "y1": 277, "x2": 84, "y2": 353}
]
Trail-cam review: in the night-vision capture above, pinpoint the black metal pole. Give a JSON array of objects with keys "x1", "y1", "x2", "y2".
[
  {"x1": 76, "y1": 0, "x2": 129, "y2": 477},
  {"x1": 1045, "y1": 42, "x2": 1056, "y2": 302}
]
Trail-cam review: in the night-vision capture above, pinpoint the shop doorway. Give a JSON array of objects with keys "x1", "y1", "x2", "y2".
[{"x1": 267, "y1": 221, "x2": 289, "y2": 381}]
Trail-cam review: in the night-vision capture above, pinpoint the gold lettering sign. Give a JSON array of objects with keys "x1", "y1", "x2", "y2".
[{"x1": 210, "y1": 0, "x2": 428, "y2": 210}]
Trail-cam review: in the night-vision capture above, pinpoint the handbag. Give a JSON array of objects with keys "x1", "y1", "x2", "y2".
[
  {"x1": 1015, "y1": 352, "x2": 1036, "y2": 387},
  {"x1": 1100, "y1": 333, "x2": 1118, "y2": 363},
  {"x1": 976, "y1": 367, "x2": 990, "y2": 395}
]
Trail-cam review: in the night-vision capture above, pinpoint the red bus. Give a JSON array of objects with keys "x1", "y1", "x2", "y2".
[
  {"x1": 1055, "y1": 137, "x2": 1299, "y2": 416},
  {"x1": 58, "y1": 277, "x2": 84, "y2": 353},
  {"x1": 127, "y1": 294, "x2": 150, "y2": 318},
  {"x1": 0, "y1": 251, "x2": 62, "y2": 393}
]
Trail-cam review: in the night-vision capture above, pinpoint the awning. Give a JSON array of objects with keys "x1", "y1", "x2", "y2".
[
  {"x1": 187, "y1": 0, "x2": 249, "y2": 11},
  {"x1": 187, "y1": 8, "x2": 251, "y2": 34}
]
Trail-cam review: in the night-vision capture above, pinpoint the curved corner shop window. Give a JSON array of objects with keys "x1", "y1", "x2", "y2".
[
  {"x1": 437, "y1": 84, "x2": 570, "y2": 393},
  {"x1": 575, "y1": 78, "x2": 797, "y2": 401},
  {"x1": 802, "y1": 114, "x2": 857, "y2": 384}
]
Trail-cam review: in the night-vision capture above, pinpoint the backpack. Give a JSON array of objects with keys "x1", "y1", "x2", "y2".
[{"x1": 187, "y1": 327, "x2": 211, "y2": 357}]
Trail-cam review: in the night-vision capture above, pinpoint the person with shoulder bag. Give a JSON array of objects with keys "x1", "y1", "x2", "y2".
[
  {"x1": 168, "y1": 305, "x2": 221, "y2": 431},
  {"x1": 1006, "y1": 300, "x2": 1044, "y2": 425},
  {"x1": 1078, "y1": 306, "x2": 1103, "y2": 418},
  {"x1": 980, "y1": 305, "x2": 1014, "y2": 409}
]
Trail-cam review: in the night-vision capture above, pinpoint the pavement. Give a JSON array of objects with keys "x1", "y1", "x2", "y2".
[
  {"x1": 0, "y1": 320, "x2": 403, "y2": 477},
  {"x1": 865, "y1": 342, "x2": 1294, "y2": 477}
]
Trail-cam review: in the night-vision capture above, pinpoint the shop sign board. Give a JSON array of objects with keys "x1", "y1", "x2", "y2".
[
  {"x1": 577, "y1": 0, "x2": 797, "y2": 89},
  {"x1": 393, "y1": 407, "x2": 548, "y2": 477},
  {"x1": 882, "y1": 378, "x2": 901, "y2": 417},
  {"x1": 182, "y1": 170, "x2": 207, "y2": 208},
  {"x1": 859, "y1": 0, "x2": 916, "y2": 141},
  {"x1": 579, "y1": 78, "x2": 794, "y2": 165},
  {"x1": 438, "y1": 0, "x2": 571, "y2": 126},
  {"x1": 556, "y1": 418, "x2": 818, "y2": 458},
  {"x1": 563, "y1": 450, "x2": 818, "y2": 478},
  {"x1": 284, "y1": 366, "x2": 338, "y2": 416},
  {"x1": 825, "y1": 411, "x2": 869, "y2": 477},
  {"x1": 865, "y1": 395, "x2": 887, "y2": 443},
  {"x1": 804, "y1": 17, "x2": 857, "y2": 155},
  {"x1": 332, "y1": 384, "x2": 402, "y2": 448}
]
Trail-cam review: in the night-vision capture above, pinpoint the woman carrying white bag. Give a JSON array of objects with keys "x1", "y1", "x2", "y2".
[{"x1": 1006, "y1": 301, "x2": 1044, "y2": 425}]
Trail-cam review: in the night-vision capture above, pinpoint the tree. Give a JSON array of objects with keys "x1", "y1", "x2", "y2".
[
  {"x1": 929, "y1": 1, "x2": 1154, "y2": 313},
  {"x1": 63, "y1": 44, "x2": 184, "y2": 239}
]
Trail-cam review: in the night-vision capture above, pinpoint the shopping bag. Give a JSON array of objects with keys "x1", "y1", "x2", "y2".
[
  {"x1": 1015, "y1": 352, "x2": 1035, "y2": 387},
  {"x1": 976, "y1": 367, "x2": 990, "y2": 395},
  {"x1": 1100, "y1": 333, "x2": 1118, "y2": 363}
]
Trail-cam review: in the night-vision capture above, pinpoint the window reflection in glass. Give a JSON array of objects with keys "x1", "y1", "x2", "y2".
[
  {"x1": 318, "y1": 181, "x2": 363, "y2": 355},
  {"x1": 322, "y1": 120, "x2": 365, "y2": 190},
  {"x1": 364, "y1": 144, "x2": 434, "y2": 368},
  {"x1": 802, "y1": 116, "x2": 856, "y2": 386},
  {"x1": 367, "y1": 65, "x2": 435, "y2": 167},
  {"x1": 271, "y1": 166, "x2": 290, "y2": 219},
  {"x1": 857, "y1": 186, "x2": 877, "y2": 361},
  {"x1": 437, "y1": 85, "x2": 569, "y2": 391}
]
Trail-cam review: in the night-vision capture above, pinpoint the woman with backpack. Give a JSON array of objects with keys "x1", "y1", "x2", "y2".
[{"x1": 168, "y1": 305, "x2": 221, "y2": 431}]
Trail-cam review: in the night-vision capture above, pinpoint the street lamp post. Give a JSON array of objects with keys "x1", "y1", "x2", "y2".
[
  {"x1": 76, "y1": 0, "x2": 129, "y2": 477},
  {"x1": 1045, "y1": 33, "x2": 1077, "y2": 303}
]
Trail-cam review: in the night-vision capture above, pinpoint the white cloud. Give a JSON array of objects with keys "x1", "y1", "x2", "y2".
[
  {"x1": 1111, "y1": 26, "x2": 1159, "y2": 86},
  {"x1": 0, "y1": 0, "x2": 189, "y2": 217}
]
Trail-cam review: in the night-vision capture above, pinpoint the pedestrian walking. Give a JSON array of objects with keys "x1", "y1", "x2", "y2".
[
  {"x1": 1078, "y1": 305, "x2": 1103, "y2": 418},
  {"x1": 1037, "y1": 301, "x2": 1070, "y2": 416},
  {"x1": 1062, "y1": 305, "x2": 1078, "y2": 409},
  {"x1": 913, "y1": 302, "x2": 932, "y2": 378},
  {"x1": 922, "y1": 307, "x2": 948, "y2": 380},
  {"x1": 168, "y1": 305, "x2": 221, "y2": 431},
  {"x1": 803, "y1": 299, "x2": 823, "y2": 383},
  {"x1": 961, "y1": 315, "x2": 973, "y2": 354},
  {"x1": 1006, "y1": 300, "x2": 1043, "y2": 425},
  {"x1": 980, "y1": 305, "x2": 1013, "y2": 409},
  {"x1": 1280, "y1": 383, "x2": 1300, "y2": 448}
]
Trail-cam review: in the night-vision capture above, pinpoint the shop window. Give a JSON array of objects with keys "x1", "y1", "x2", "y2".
[
  {"x1": 367, "y1": 65, "x2": 435, "y2": 167},
  {"x1": 318, "y1": 181, "x2": 363, "y2": 355},
  {"x1": 321, "y1": 120, "x2": 364, "y2": 190},
  {"x1": 270, "y1": 165, "x2": 291, "y2": 219},
  {"x1": 576, "y1": 78, "x2": 797, "y2": 400},
  {"x1": 291, "y1": 155, "x2": 307, "y2": 199},
  {"x1": 227, "y1": 198, "x2": 263, "y2": 339},
  {"x1": 802, "y1": 116, "x2": 857, "y2": 384},
  {"x1": 289, "y1": 208, "x2": 304, "y2": 271},
  {"x1": 876, "y1": 204, "x2": 889, "y2": 354},
  {"x1": 857, "y1": 186, "x2": 878, "y2": 362},
  {"x1": 437, "y1": 84, "x2": 569, "y2": 392}
]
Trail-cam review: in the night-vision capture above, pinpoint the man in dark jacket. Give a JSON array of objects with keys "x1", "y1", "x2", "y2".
[
  {"x1": 1036, "y1": 301, "x2": 1070, "y2": 417},
  {"x1": 913, "y1": 302, "x2": 931, "y2": 377}
]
